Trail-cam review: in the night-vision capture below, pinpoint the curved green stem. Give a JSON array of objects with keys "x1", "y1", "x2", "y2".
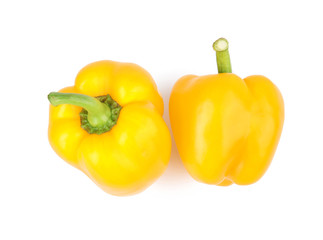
[
  {"x1": 48, "y1": 92, "x2": 111, "y2": 127},
  {"x1": 212, "y1": 38, "x2": 232, "y2": 73}
]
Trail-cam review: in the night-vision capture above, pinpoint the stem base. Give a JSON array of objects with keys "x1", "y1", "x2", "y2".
[{"x1": 80, "y1": 95, "x2": 122, "y2": 134}]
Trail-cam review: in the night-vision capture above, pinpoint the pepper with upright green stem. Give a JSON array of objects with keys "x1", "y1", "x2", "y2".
[{"x1": 169, "y1": 37, "x2": 284, "y2": 186}]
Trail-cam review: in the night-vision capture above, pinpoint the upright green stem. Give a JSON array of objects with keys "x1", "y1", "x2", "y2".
[
  {"x1": 212, "y1": 38, "x2": 232, "y2": 73},
  {"x1": 48, "y1": 92, "x2": 111, "y2": 127}
]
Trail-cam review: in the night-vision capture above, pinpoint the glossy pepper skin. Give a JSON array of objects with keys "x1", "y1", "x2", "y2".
[
  {"x1": 169, "y1": 39, "x2": 284, "y2": 186},
  {"x1": 48, "y1": 60, "x2": 171, "y2": 196}
]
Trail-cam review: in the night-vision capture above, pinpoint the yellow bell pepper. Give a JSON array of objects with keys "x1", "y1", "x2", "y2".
[
  {"x1": 48, "y1": 60, "x2": 171, "y2": 196},
  {"x1": 169, "y1": 38, "x2": 284, "y2": 186}
]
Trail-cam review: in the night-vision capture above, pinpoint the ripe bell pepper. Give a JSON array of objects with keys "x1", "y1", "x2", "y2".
[
  {"x1": 169, "y1": 38, "x2": 284, "y2": 186},
  {"x1": 48, "y1": 60, "x2": 171, "y2": 196}
]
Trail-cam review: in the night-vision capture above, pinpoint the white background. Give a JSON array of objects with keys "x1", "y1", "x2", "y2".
[{"x1": 1, "y1": 0, "x2": 322, "y2": 239}]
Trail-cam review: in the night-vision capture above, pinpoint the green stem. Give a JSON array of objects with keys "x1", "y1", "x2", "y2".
[
  {"x1": 212, "y1": 38, "x2": 232, "y2": 73},
  {"x1": 48, "y1": 92, "x2": 111, "y2": 127}
]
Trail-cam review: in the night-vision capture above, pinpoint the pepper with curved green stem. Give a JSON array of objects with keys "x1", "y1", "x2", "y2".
[{"x1": 47, "y1": 60, "x2": 171, "y2": 196}]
